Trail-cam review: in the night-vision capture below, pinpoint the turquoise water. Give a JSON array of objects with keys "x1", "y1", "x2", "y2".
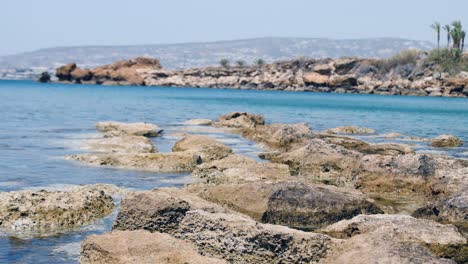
[{"x1": 0, "y1": 79, "x2": 468, "y2": 263}]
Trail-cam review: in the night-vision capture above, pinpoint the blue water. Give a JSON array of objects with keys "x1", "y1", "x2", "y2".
[{"x1": 0, "y1": 80, "x2": 467, "y2": 263}]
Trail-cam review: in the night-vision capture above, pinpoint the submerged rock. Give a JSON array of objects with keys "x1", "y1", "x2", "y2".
[
  {"x1": 96, "y1": 121, "x2": 163, "y2": 137},
  {"x1": 431, "y1": 134, "x2": 463, "y2": 148},
  {"x1": 325, "y1": 125, "x2": 375, "y2": 135},
  {"x1": 0, "y1": 185, "x2": 115, "y2": 233},
  {"x1": 183, "y1": 118, "x2": 213, "y2": 126},
  {"x1": 191, "y1": 154, "x2": 291, "y2": 184},
  {"x1": 66, "y1": 152, "x2": 201, "y2": 173},
  {"x1": 188, "y1": 181, "x2": 382, "y2": 230},
  {"x1": 213, "y1": 112, "x2": 265, "y2": 129},
  {"x1": 113, "y1": 188, "x2": 336, "y2": 263},
  {"x1": 172, "y1": 134, "x2": 232, "y2": 162},
  {"x1": 80, "y1": 230, "x2": 227, "y2": 264},
  {"x1": 84, "y1": 135, "x2": 157, "y2": 154}
]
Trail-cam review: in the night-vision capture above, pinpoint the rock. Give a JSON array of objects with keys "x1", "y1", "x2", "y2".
[
  {"x1": 333, "y1": 58, "x2": 358, "y2": 75},
  {"x1": 37, "y1": 72, "x2": 51, "y2": 83},
  {"x1": 96, "y1": 121, "x2": 163, "y2": 137},
  {"x1": 323, "y1": 214, "x2": 467, "y2": 264},
  {"x1": 188, "y1": 181, "x2": 382, "y2": 230},
  {"x1": 382, "y1": 132, "x2": 403, "y2": 138},
  {"x1": 312, "y1": 63, "x2": 333, "y2": 75},
  {"x1": 56, "y1": 63, "x2": 77, "y2": 82},
  {"x1": 303, "y1": 72, "x2": 329, "y2": 85},
  {"x1": 84, "y1": 135, "x2": 157, "y2": 154},
  {"x1": 328, "y1": 74, "x2": 358, "y2": 87},
  {"x1": 323, "y1": 226, "x2": 456, "y2": 264},
  {"x1": 322, "y1": 214, "x2": 465, "y2": 245},
  {"x1": 113, "y1": 188, "x2": 335, "y2": 263},
  {"x1": 71, "y1": 68, "x2": 93, "y2": 83},
  {"x1": 241, "y1": 123, "x2": 314, "y2": 151},
  {"x1": 266, "y1": 138, "x2": 362, "y2": 184},
  {"x1": 431, "y1": 134, "x2": 463, "y2": 148},
  {"x1": 183, "y1": 118, "x2": 213, "y2": 126},
  {"x1": 66, "y1": 152, "x2": 201, "y2": 173},
  {"x1": 0, "y1": 185, "x2": 115, "y2": 233},
  {"x1": 172, "y1": 134, "x2": 232, "y2": 162},
  {"x1": 325, "y1": 125, "x2": 375, "y2": 135},
  {"x1": 213, "y1": 112, "x2": 265, "y2": 129},
  {"x1": 192, "y1": 154, "x2": 290, "y2": 184},
  {"x1": 80, "y1": 230, "x2": 227, "y2": 264},
  {"x1": 322, "y1": 135, "x2": 413, "y2": 155}
]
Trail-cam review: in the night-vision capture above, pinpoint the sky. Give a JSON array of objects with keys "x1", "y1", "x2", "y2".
[{"x1": 1, "y1": 0, "x2": 467, "y2": 56}]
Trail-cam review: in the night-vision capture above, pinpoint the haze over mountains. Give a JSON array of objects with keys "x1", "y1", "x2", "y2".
[{"x1": 0, "y1": 37, "x2": 435, "y2": 80}]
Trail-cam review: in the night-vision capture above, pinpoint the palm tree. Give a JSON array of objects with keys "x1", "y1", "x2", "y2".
[
  {"x1": 451, "y1": 21, "x2": 463, "y2": 49},
  {"x1": 255, "y1": 58, "x2": 265, "y2": 68},
  {"x1": 443, "y1": 24, "x2": 451, "y2": 48},
  {"x1": 236, "y1": 60, "x2": 246, "y2": 67},
  {"x1": 430, "y1": 22, "x2": 441, "y2": 50},
  {"x1": 219, "y1": 59, "x2": 230, "y2": 68},
  {"x1": 461, "y1": 30, "x2": 466, "y2": 52}
]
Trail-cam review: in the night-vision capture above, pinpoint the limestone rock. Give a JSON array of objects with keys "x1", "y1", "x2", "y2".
[
  {"x1": 431, "y1": 134, "x2": 463, "y2": 148},
  {"x1": 303, "y1": 72, "x2": 329, "y2": 85},
  {"x1": 84, "y1": 135, "x2": 157, "y2": 154},
  {"x1": 172, "y1": 134, "x2": 232, "y2": 162},
  {"x1": 192, "y1": 154, "x2": 290, "y2": 184},
  {"x1": 96, "y1": 121, "x2": 163, "y2": 137},
  {"x1": 183, "y1": 119, "x2": 213, "y2": 126},
  {"x1": 188, "y1": 181, "x2": 383, "y2": 230},
  {"x1": 0, "y1": 185, "x2": 115, "y2": 233},
  {"x1": 325, "y1": 125, "x2": 375, "y2": 135},
  {"x1": 213, "y1": 112, "x2": 265, "y2": 129},
  {"x1": 80, "y1": 230, "x2": 226, "y2": 264},
  {"x1": 56, "y1": 63, "x2": 77, "y2": 82},
  {"x1": 66, "y1": 152, "x2": 201, "y2": 173}
]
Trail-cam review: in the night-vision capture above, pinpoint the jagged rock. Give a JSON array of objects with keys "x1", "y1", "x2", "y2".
[
  {"x1": 241, "y1": 123, "x2": 314, "y2": 151},
  {"x1": 322, "y1": 135, "x2": 413, "y2": 155},
  {"x1": 0, "y1": 185, "x2": 115, "y2": 233},
  {"x1": 312, "y1": 63, "x2": 334, "y2": 75},
  {"x1": 71, "y1": 68, "x2": 93, "y2": 83},
  {"x1": 113, "y1": 188, "x2": 336, "y2": 263},
  {"x1": 183, "y1": 119, "x2": 213, "y2": 126},
  {"x1": 37, "y1": 72, "x2": 51, "y2": 83},
  {"x1": 328, "y1": 74, "x2": 358, "y2": 87},
  {"x1": 187, "y1": 181, "x2": 382, "y2": 230},
  {"x1": 172, "y1": 134, "x2": 232, "y2": 162},
  {"x1": 323, "y1": 214, "x2": 467, "y2": 264},
  {"x1": 80, "y1": 230, "x2": 227, "y2": 264},
  {"x1": 56, "y1": 63, "x2": 77, "y2": 81},
  {"x1": 66, "y1": 152, "x2": 201, "y2": 173},
  {"x1": 84, "y1": 135, "x2": 157, "y2": 154},
  {"x1": 96, "y1": 121, "x2": 163, "y2": 137},
  {"x1": 191, "y1": 154, "x2": 290, "y2": 184},
  {"x1": 334, "y1": 58, "x2": 358, "y2": 75},
  {"x1": 213, "y1": 112, "x2": 265, "y2": 128},
  {"x1": 266, "y1": 138, "x2": 362, "y2": 184},
  {"x1": 303, "y1": 72, "x2": 329, "y2": 85},
  {"x1": 431, "y1": 134, "x2": 463, "y2": 148},
  {"x1": 325, "y1": 125, "x2": 375, "y2": 135}
]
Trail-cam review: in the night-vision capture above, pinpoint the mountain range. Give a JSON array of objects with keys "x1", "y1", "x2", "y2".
[{"x1": 0, "y1": 37, "x2": 435, "y2": 79}]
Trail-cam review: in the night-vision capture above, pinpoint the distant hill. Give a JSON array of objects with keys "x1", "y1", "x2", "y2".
[{"x1": 0, "y1": 37, "x2": 435, "y2": 79}]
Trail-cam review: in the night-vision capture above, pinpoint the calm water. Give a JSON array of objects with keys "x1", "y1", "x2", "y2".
[{"x1": 0, "y1": 80, "x2": 467, "y2": 263}]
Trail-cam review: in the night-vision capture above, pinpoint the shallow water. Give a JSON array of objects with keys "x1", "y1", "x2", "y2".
[{"x1": 0, "y1": 80, "x2": 467, "y2": 263}]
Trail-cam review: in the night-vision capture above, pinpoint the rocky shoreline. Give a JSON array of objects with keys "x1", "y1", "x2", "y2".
[
  {"x1": 47, "y1": 55, "x2": 468, "y2": 97},
  {"x1": 2, "y1": 112, "x2": 466, "y2": 263}
]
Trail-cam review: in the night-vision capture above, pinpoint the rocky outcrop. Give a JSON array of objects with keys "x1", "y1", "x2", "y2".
[
  {"x1": 183, "y1": 118, "x2": 213, "y2": 126},
  {"x1": 55, "y1": 57, "x2": 162, "y2": 85},
  {"x1": 113, "y1": 188, "x2": 336, "y2": 263},
  {"x1": 95, "y1": 121, "x2": 163, "y2": 137},
  {"x1": 242, "y1": 123, "x2": 314, "y2": 151},
  {"x1": 0, "y1": 184, "x2": 115, "y2": 233},
  {"x1": 84, "y1": 135, "x2": 157, "y2": 154},
  {"x1": 187, "y1": 181, "x2": 382, "y2": 230},
  {"x1": 325, "y1": 125, "x2": 375, "y2": 135},
  {"x1": 431, "y1": 134, "x2": 464, "y2": 148},
  {"x1": 67, "y1": 152, "x2": 201, "y2": 172},
  {"x1": 191, "y1": 154, "x2": 291, "y2": 184},
  {"x1": 80, "y1": 230, "x2": 227, "y2": 264},
  {"x1": 212, "y1": 112, "x2": 265, "y2": 129},
  {"x1": 54, "y1": 56, "x2": 468, "y2": 97},
  {"x1": 172, "y1": 134, "x2": 232, "y2": 162},
  {"x1": 37, "y1": 72, "x2": 51, "y2": 83}
]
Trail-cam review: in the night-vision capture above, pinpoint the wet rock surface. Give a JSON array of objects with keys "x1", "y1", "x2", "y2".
[
  {"x1": 96, "y1": 121, "x2": 163, "y2": 137},
  {"x1": 325, "y1": 125, "x2": 375, "y2": 135},
  {"x1": 431, "y1": 134, "x2": 464, "y2": 148},
  {"x1": 172, "y1": 134, "x2": 232, "y2": 162},
  {"x1": 0, "y1": 184, "x2": 116, "y2": 234}
]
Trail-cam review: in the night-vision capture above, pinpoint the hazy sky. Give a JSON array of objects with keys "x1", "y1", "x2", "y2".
[{"x1": 1, "y1": 0, "x2": 467, "y2": 55}]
